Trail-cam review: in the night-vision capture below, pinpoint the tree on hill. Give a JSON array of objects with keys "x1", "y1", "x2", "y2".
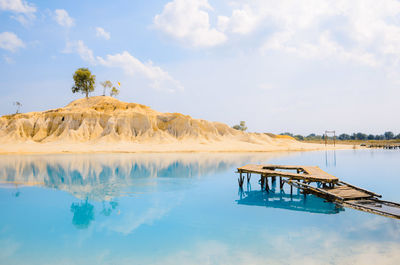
[
  {"x1": 232, "y1": 121, "x2": 247, "y2": 131},
  {"x1": 100, "y1": 80, "x2": 113, "y2": 96},
  {"x1": 294, "y1": 135, "x2": 304, "y2": 140},
  {"x1": 72, "y1": 68, "x2": 96, "y2": 98},
  {"x1": 110, "y1": 86, "x2": 119, "y2": 97},
  {"x1": 13, "y1": 101, "x2": 22, "y2": 114}
]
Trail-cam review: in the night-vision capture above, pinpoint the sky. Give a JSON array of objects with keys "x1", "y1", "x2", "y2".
[{"x1": 1, "y1": 0, "x2": 400, "y2": 135}]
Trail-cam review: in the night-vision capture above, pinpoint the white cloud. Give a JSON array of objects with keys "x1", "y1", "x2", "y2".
[
  {"x1": 54, "y1": 9, "x2": 74, "y2": 28},
  {"x1": 0, "y1": 32, "x2": 25, "y2": 52},
  {"x1": 10, "y1": 14, "x2": 32, "y2": 25},
  {"x1": 63, "y1": 39, "x2": 183, "y2": 92},
  {"x1": 3, "y1": 55, "x2": 14, "y2": 63},
  {"x1": 0, "y1": 0, "x2": 36, "y2": 25},
  {"x1": 153, "y1": 0, "x2": 226, "y2": 47},
  {"x1": 95, "y1": 27, "x2": 110, "y2": 40},
  {"x1": 97, "y1": 51, "x2": 184, "y2": 92},
  {"x1": 151, "y1": 0, "x2": 400, "y2": 74},
  {"x1": 217, "y1": 5, "x2": 259, "y2": 34},
  {"x1": 212, "y1": 0, "x2": 400, "y2": 71},
  {"x1": 0, "y1": 0, "x2": 36, "y2": 13},
  {"x1": 63, "y1": 40, "x2": 96, "y2": 64}
]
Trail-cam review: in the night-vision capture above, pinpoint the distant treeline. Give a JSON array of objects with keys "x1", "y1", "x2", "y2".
[{"x1": 280, "y1": 132, "x2": 400, "y2": 141}]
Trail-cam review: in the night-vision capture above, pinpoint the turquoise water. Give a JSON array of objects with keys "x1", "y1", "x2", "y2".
[{"x1": 0, "y1": 150, "x2": 399, "y2": 264}]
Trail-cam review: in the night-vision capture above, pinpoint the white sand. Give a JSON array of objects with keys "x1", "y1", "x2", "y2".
[{"x1": 0, "y1": 96, "x2": 354, "y2": 154}]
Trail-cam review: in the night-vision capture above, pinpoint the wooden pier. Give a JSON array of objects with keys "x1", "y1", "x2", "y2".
[
  {"x1": 367, "y1": 144, "x2": 400, "y2": 149},
  {"x1": 236, "y1": 164, "x2": 400, "y2": 219}
]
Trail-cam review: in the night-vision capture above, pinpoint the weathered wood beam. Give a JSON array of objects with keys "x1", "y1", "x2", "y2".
[{"x1": 338, "y1": 180, "x2": 381, "y2": 198}]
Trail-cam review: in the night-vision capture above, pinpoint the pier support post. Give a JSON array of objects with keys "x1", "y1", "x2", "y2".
[
  {"x1": 280, "y1": 177, "x2": 284, "y2": 189},
  {"x1": 238, "y1": 172, "x2": 244, "y2": 188},
  {"x1": 260, "y1": 175, "x2": 264, "y2": 190},
  {"x1": 247, "y1": 173, "x2": 251, "y2": 183}
]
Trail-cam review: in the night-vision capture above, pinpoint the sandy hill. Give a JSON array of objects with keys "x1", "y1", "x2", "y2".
[{"x1": 0, "y1": 96, "x2": 342, "y2": 153}]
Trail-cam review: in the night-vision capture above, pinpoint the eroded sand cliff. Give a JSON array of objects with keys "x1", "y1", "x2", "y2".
[{"x1": 0, "y1": 96, "x2": 345, "y2": 153}]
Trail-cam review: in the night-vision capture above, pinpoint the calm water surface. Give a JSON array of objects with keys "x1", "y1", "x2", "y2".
[{"x1": 0, "y1": 150, "x2": 399, "y2": 264}]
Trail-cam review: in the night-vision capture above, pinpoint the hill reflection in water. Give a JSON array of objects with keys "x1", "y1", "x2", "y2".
[{"x1": 0, "y1": 152, "x2": 288, "y2": 201}]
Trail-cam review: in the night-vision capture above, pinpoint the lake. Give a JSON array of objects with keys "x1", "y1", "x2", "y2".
[{"x1": 0, "y1": 150, "x2": 399, "y2": 264}]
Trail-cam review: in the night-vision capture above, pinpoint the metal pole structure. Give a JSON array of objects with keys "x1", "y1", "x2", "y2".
[
  {"x1": 325, "y1": 130, "x2": 336, "y2": 146},
  {"x1": 334, "y1": 131, "x2": 336, "y2": 147}
]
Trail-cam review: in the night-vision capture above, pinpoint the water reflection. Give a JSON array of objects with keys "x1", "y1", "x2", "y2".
[
  {"x1": 325, "y1": 149, "x2": 337, "y2": 167},
  {"x1": 70, "y1": 200, "x2": 95, "y2": 229},
  {"x1": 0, "y1": 153, "x2": 287, "y2": 201},
  {"x1": 100, "y1": 201, "x2": 119, "y2": 216},
  {"x1": 0, "y1": 150, "x2": 399, "y2": 264},
  {"x1": 237, "y1": 189, "x2": 344, "y2": 214}
]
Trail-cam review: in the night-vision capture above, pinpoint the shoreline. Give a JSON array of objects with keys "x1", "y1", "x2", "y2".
[{"x1": 0, "y1": 141, "x2": 358, "y2": 155}]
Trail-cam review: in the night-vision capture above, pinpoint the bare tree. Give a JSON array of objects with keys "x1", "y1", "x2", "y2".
[
  {"x1": 100, "y1": 80, "x2": 113, "y2": 96},
  {"x1": 13, "y1": 101, "x2": 22, "y2": 114}
]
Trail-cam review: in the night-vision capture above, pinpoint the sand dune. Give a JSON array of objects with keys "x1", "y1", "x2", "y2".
[{"x1": 0, "y1": 96, "x2": 348, "y2": 153}]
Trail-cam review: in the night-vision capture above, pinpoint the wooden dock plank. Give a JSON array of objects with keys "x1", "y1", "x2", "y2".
[
  {"x1": 322, "y1": 186, "x2": 372, "y2": 200},
  {"x1": 238, "y1": 164, "x2": 338, "y2": 183}
]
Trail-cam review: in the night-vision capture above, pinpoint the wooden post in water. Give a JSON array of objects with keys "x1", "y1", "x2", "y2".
[
  {"x1": 238, "y1": 172, "x2": 244, "y2": 188},
  {"x1": 334, "y1": 131, "x2": 336, "y2": 147},
  {"x1": 260, "y1": 175, "x2": 264, "y2": 190}
]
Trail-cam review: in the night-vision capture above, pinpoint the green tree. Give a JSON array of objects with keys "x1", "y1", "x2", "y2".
[
  {"x1": 13, "y1": 101, "x2": 22, "y2": 114},
  {"x1": 294, "y1": 135, "x2": 304, "y2": 141},
  {"x1": 338, "y1": 133, "x2": 350, "y2": 140},
  {"x1": 72, "y1": 68, "x2": 96, "y2": 98},
  {"x1": 356, "y1": 132, "x2": 367, "y2": 140},
  {"x1": 232, "y1": 121, "x2": 247, "y2": 131},
  {"x1": 384, "y1": 131, "x2": 394, "y2": 140},
  {"x1": 100, "y1": 80, "x2": 113, "y2": 96},
  {"x1": 110, "y1": 86, "x2": 119, "y2": 97}
]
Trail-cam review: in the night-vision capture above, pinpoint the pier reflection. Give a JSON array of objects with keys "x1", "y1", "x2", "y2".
[{"x1": 237, "y1": 189, "x2": 344, "y2": 214}]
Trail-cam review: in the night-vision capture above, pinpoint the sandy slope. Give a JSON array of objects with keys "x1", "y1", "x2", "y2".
[{"x1": 0, "y1": 96, "x2": 349, "y2": 153}]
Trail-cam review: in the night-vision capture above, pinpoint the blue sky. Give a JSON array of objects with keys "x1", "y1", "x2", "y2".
[{"x1": 1, "y1": 0, "x2": 400, "y2": 135}]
